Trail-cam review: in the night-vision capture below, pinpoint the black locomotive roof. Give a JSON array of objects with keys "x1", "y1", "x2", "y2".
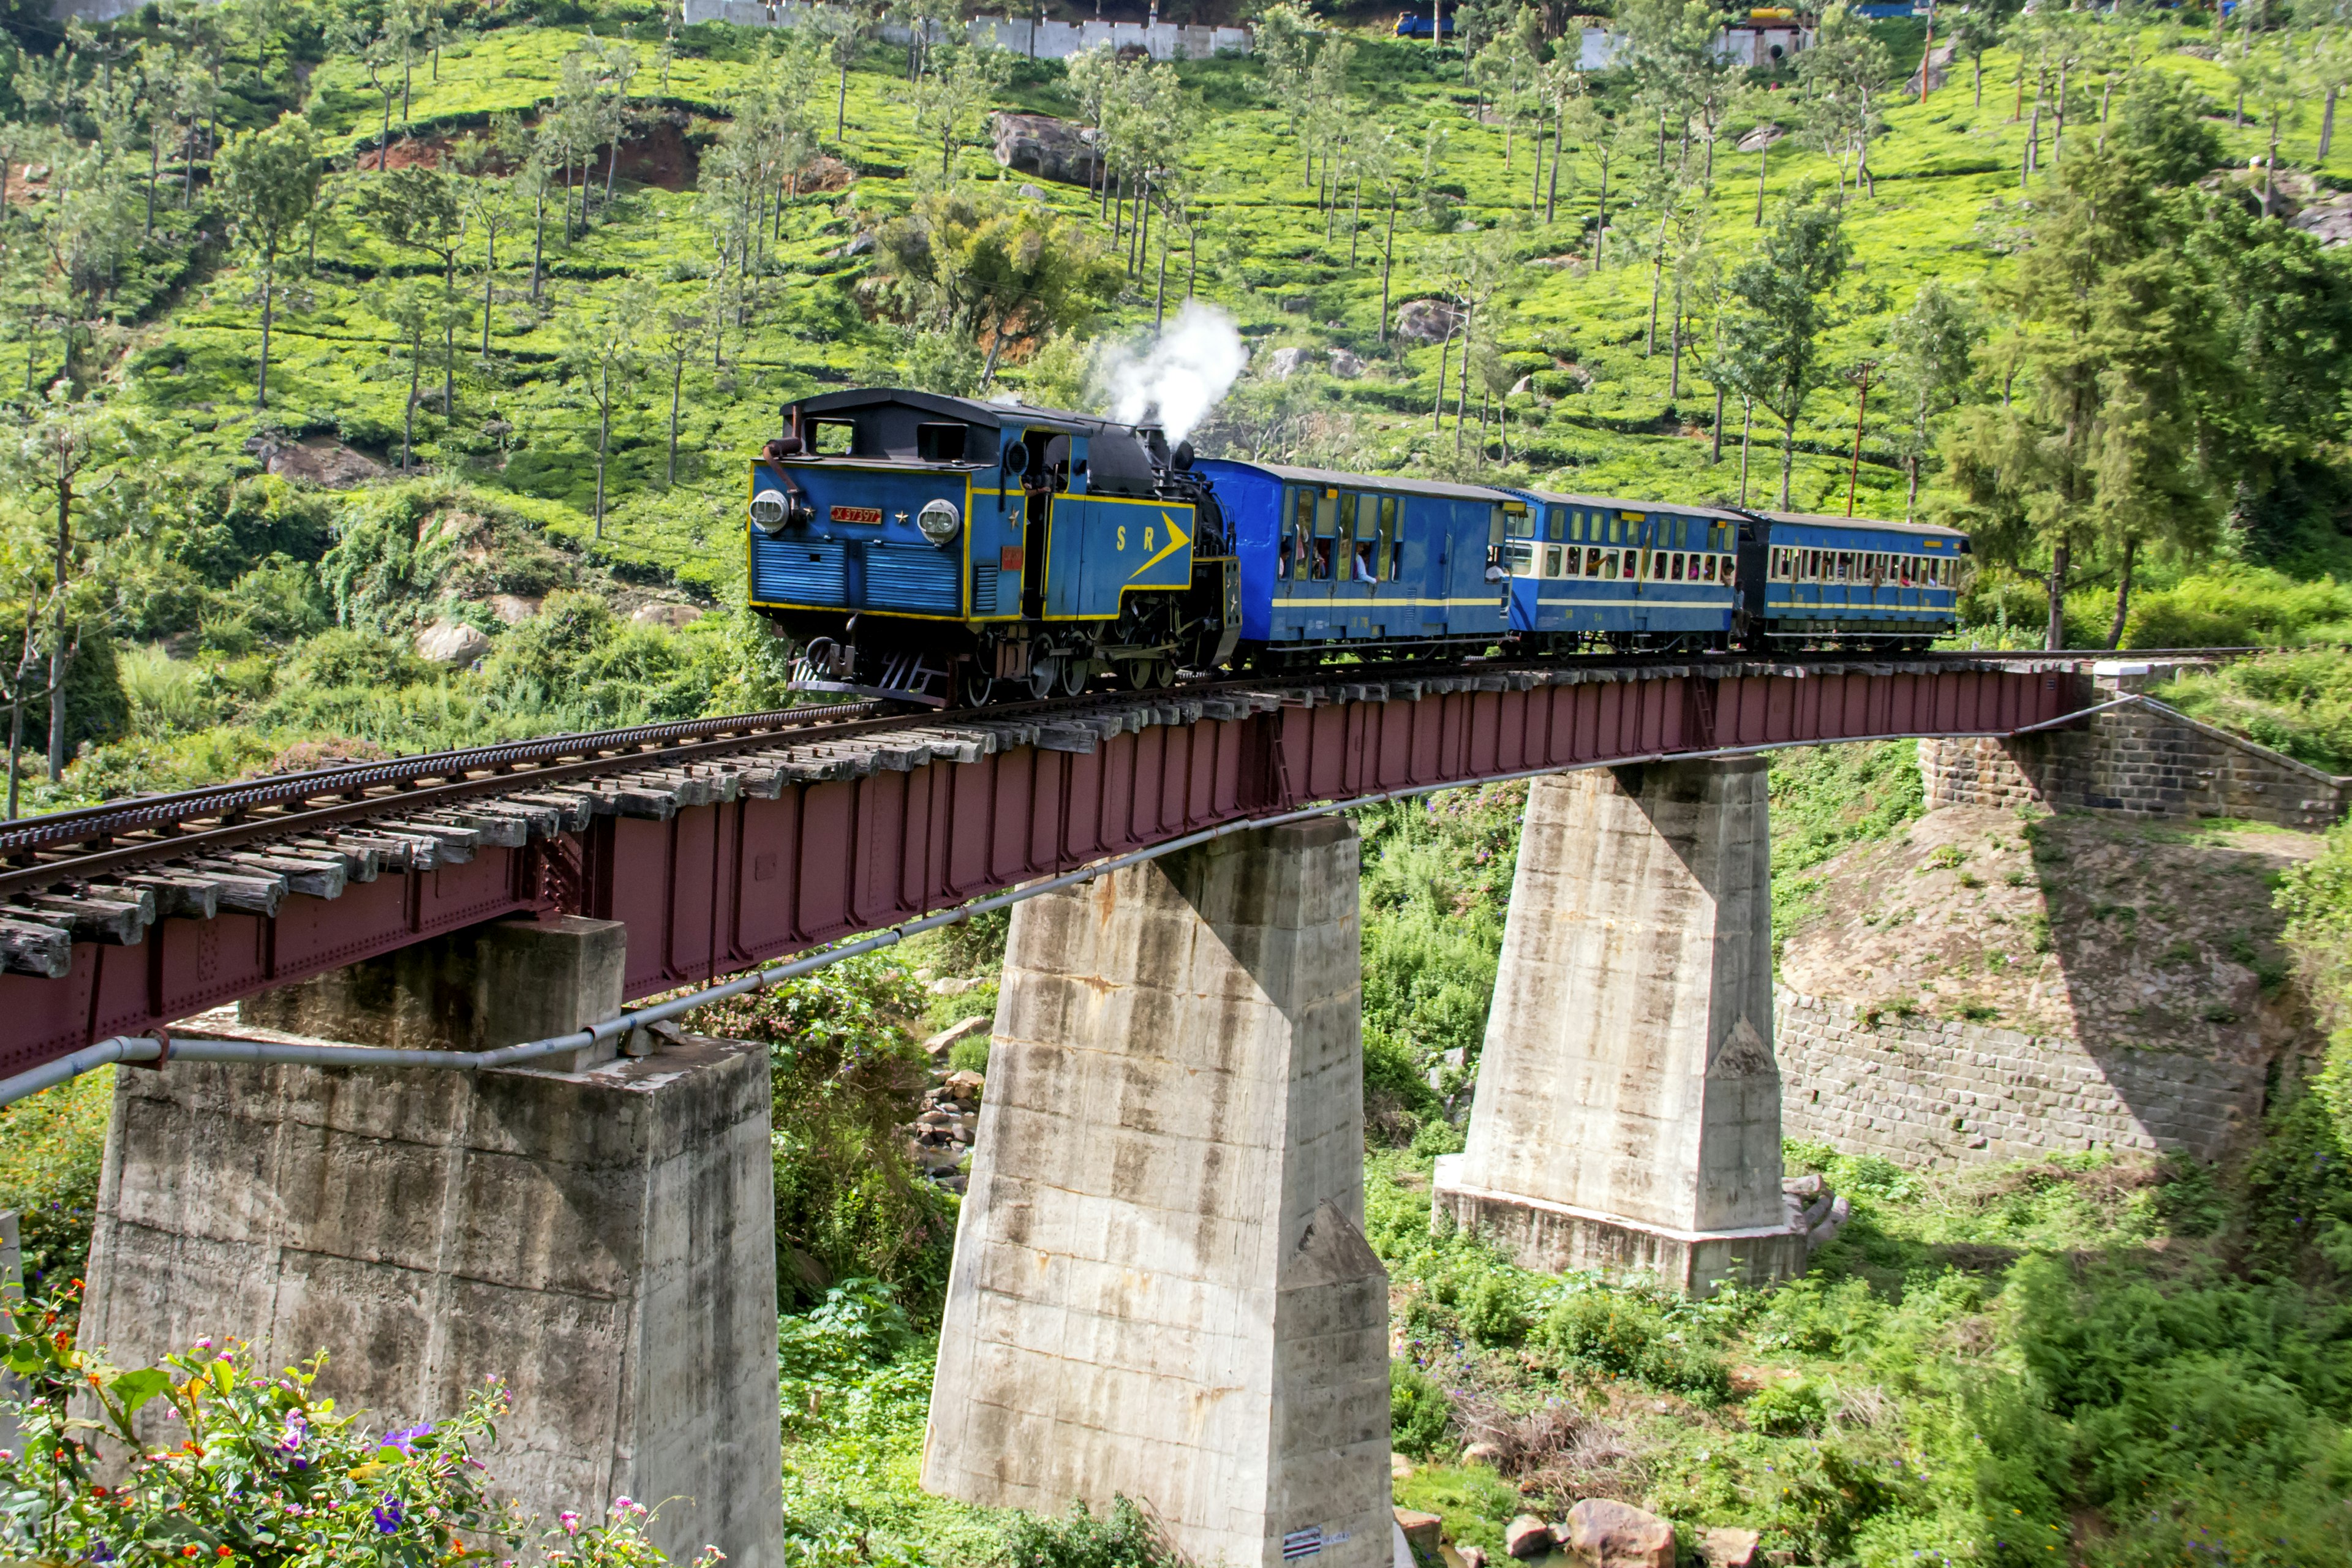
[{"x1": 790, "y1": 386, "x2": 1124, "y2": 437}]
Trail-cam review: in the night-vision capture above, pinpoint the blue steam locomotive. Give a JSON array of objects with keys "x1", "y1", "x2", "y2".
[{"x1": 744, "y1": 388, "x2": 1967, "y2": 706}]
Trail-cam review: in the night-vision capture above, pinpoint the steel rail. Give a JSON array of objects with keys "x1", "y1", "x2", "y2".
[
  {"x1": 0, "y1": 690, "x2": 2130, "y2": 1110},
  {"x1": 0, "y1": 644, "x2": 2234, "y2": 899}
]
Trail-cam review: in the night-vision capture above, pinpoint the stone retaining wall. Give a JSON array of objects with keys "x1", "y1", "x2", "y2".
[
  {"x1": 1774, "y1": 989, "x2": 2270, "y2": 1168},
  {"x1": 1920, "y1": 664, "x2": 2350, "y2": 830}
]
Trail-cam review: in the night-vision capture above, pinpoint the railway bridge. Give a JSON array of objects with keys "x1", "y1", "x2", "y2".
[{"x1": 0, "y1": 652, "x2": 2089, "y2": 1568}]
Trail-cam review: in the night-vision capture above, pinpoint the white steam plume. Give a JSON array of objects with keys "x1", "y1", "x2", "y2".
[{"x1": 1097, "y1": 301, "x2": 1248, "y2": 445}]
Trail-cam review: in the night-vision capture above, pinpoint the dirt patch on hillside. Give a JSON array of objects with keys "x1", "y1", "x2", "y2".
[
  {"x1": 359, "y1": 116, "x2": 702, "y2": 189},
  {"x1": 1781, "y1": 805, "x2": 2323, "y2": 1060}
]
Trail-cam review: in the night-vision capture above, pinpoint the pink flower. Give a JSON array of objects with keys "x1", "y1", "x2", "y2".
[{"x1": 559, "y1": 1512, "x2": 582, "y2": 1536}]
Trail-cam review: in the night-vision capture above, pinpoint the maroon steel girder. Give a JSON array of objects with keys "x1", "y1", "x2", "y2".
[{"x1": 0, "y1": 662, "x2": 2079, "y2": 1077}]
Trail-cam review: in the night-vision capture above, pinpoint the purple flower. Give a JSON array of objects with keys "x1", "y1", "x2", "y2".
[
  {"x1": 382, "y1": 1423, "x2": 433, "y2": 1455},
  {"x1": 373, "y1": 1498, "x2": 404, "y2": 1534}
]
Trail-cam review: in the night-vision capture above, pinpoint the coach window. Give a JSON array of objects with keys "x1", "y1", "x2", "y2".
[
  {"x1": 1294, "y1": 486, "x2": 1317, "y2": 580},
  {"x1": 1379, "y1": 496, "x2": 1401, "y2": 579},
  {"x1": 1311, "y1": 490, "x2": 1339, "y2": 579}
]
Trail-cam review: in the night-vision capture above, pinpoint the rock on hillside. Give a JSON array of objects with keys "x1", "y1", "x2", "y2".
[
  {"x1": 1779, "y1": 804, "x2": 2320, "y2": 1058},
  {"x1": 989, "y1": 112, "x2": 1101, "y2": 187}
]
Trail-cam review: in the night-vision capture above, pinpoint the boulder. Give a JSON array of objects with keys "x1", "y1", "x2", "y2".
[
  {"x1": 1736, "y1": 123, "x2": 1787, "y2": 154},
  {"x1": 840, "y1": 230, "x2": 875, "y2": 257},
  {"x1": 1395, "y1": 299, "x2": 1463, "y2": 343},
  {"x1": 1509, "y1": 374, "x2": 1536, "y2": 397},
  {"x1": 1327, "y1": 347, "x2": 1365, "y2": 379},
  {"x1": 1461, "y1": 1550, "x2": 1488, "y2": 1568},
  {"x1": 1390, "y1": 1451, "x2": 1414, "y2": 1479},
  {"x1": 940, "y1": 1068, "x2": 986, "y2": 1101},
  {"x1": 630, "y1": 601, "x2": 705, "y2": 630},
  {"x1": 1806, "y1": 1193, "x2": 1853, "y2": 1252},
  {"x1": 1695, "y1": 1527, "x2": 1761, "y2": 1568},
  {"x1": 990, "y1": 111, "x2": 1102, "y2": 187},
  {"x1": 1504, "y1": 1515, "x2": 1552, "y2": 1560},
  {"x1": 1560, "y1": 1499, "x2": 1675, "y2": 1568},
  {"x1": 2291, "y1": 198, "x2": 2352, "y2": 246},
  {"x1": 244, "y1": 435, "x2": 386, "y2": 489},
  {"x1": 1017, "y1": 182, "x2": 1049, "y2": 201},
  {"x1": 414, "y1": 619, "x2": 492, "y2": 665},
  {"x1": 488, "y1": 593, "x2": 542, "y2": 625},
  {"x1": 1461, "y1": 1441, "x2": 1505, "y2": 1467},
  {"x1": 1267, "y1": 345, "x2": 1316, "y2": 380},
  {"x1": 923, "y1": 1014, "x2": 991, "y2": 1058},
  {"x1": 1393, "y1": 1508, "x2": 1444, "y2": 1556},
  {"x1": 927, "y1": 974, "x2": 986, "y2": 996}
]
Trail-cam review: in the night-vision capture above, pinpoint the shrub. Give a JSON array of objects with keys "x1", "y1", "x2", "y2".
[
  {"x1": 2124, "y1": 568, "x2": 2352, "y2": 651},
  {"x1": 1390, "y1": 1358, "x2": 1454, "y2": 1457},
  {"x1": 1744, "y1": 1379, "x2": 1828, "y2": 1436},
  {"x1": 1458, "y1": 1272, "x2": 1535, "y2": 1348},
  {"x1": 0, "y1": 1072, "x2": 111, "y2": 1297},
  {"x1": 281, "y1": 628, "x2": 434, "y2": 691},
  {"x1": 1534, "y1": 1291, "x2": 1732, "y2": 1404},
  {"x1": 1000, "y1": 1498, "x2": 1183, "y2": 1568},
  {"x1": 0, "y1": 1286, "x2": 714, "y2": 1568}
]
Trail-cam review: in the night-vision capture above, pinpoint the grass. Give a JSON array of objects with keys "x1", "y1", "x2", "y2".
[{"x1": 2152, "y1": 650, "x2": 2352, "y2": 775}]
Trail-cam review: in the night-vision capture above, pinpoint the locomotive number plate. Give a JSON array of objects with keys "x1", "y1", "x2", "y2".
[{"x1": 829, "y1": 505, "x2": 883, "y2": 524}]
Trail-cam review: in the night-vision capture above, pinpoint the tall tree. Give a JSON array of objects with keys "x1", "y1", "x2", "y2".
[
  {"x1": 3, "y1": 388, "x2": 120, "y2": 784},
  {"x1": 214, "y1": 113, "x2": 321, "y2": 412},
  {"x1": 1938, "y1": 141, "x2": 2224, "y2": 649},
  {"x1": 1885, "y1": 281, "x2": 1979, "y2": 520},
  {"x1": 358, "y1": 165, "x2": 463, "y2": 413},
  {"x1": 653, "y1": 296, "x2": 709, "y2": 486},
  {"x1": 897, "y1": 39, "x2": 1011, "y2": 182},
  {"x1": 377, "y1": 281, "x2": 431, "y2": 471},
  {"x1": 563, "y1": 282, "x2": 648, "y2": 537},
  {"x1": 873, "y1": 189, "x2": 1119, "y2": 385},
  {"x1": 1716, "y1": 189, "x2": 1854, "y2": 508}
]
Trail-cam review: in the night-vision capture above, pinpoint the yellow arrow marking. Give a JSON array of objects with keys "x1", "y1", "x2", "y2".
[{"x1": 1130, "y1": 510, "x2": 1191, "y2": 579}]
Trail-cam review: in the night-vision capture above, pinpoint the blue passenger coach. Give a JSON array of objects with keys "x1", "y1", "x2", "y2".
[
  {"x1": 1737, "y1": 510, "x2": 1969, "y2": 649},
  {"x1": 740, "y1": 387, "x2": 1972, "y2": 704},
  {"x1": 1498, "y1": 488, "x2": 1744, "y2": 650},
  {"x1": 1191, "y1": 459, "x2": 1519, "y2": 657}
]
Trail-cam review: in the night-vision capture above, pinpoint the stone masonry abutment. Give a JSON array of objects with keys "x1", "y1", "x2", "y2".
[
  {"x1": 80, "y1": 916, "x2": 785, "y2": 1568},
  {"x1": 922, "y1": 818, "x2": 1392, "y2": 1568},
  {"x1": 1437, "y1": 761, "x2": 1811, "y2": 1292}
]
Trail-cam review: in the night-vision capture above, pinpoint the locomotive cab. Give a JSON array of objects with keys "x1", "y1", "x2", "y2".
[{"x1": 747, "y1": 388, "x2": 1227, "y2": 707}]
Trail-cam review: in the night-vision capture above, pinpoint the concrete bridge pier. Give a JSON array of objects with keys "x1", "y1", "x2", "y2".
[
  {"x1": 80, "y1": 915, "x2": 784, "y2": 1568},
  {"x1": 923, "y1": 818, "x2": 1392, "y2": 1568},
  {"x1": 1436, "y1": 761, "x2": 1808, "y2": 1293}
]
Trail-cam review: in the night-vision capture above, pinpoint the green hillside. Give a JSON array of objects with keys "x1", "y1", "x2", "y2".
[{"x1": 0, "y1": 0, "x2": 2340, "y2": 804}]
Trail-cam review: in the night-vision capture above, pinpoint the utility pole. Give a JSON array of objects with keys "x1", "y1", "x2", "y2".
[{"x1": 1844, "y1": 358, "x2": 1878, "y2": 516}]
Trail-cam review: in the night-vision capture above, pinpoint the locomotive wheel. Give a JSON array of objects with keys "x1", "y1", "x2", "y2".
[
  {"x1": 1028, "y1": 657, "x2": 1060, "y2": 699},
  {"x1": 1058, "y1": 658, "x2": 1088, "y2": 697},
  {"x1": 1152, "y1": 658, "x2": 1178, "y2": 688},
  {"x1": 960, "y1": 666, "x2": 997, "y2": 707}
]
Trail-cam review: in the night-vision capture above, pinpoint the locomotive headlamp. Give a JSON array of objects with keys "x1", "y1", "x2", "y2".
[
  {"x1": 750, "y1": 488, "x2": 791, "y2": 533},
  {"x1": 917, "y1": 498, "x2": 961, "y2": 547}
]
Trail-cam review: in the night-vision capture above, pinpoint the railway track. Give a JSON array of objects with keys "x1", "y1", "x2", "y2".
[{"x1": 0, "y1": 645, "x2": 2217, "y2": 979}]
